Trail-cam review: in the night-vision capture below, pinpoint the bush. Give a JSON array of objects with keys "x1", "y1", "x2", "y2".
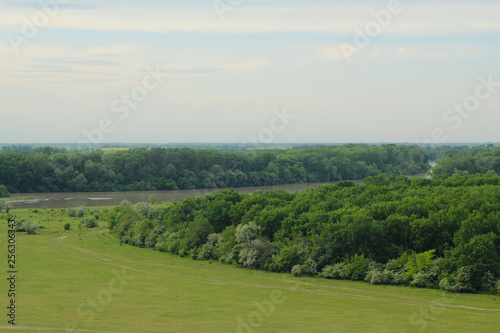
[
  {"x1": 291, "y1": 264, "x2": 303, "y2": 277},
  {"x1": 393, "y1": 271, "x2": 411, "y2": 285},
  {"x1": 148, "y1": 194, "x2": 158, "y2": 204},
  {"x1": 293, "y1": 259, "x2": 318, "y2": 277},
  {"x1": 345, "y1": 254, "x2": 371, "y2": 280},
  {"x1": 15, "y1": 219, "x2": 29, "y2": 232},
  {"x1": 370, "y1": 269, "x2": 394, "y2": 285},
  {"x1": 80, "y1": 216, "x2": 98, "y2": 229},
  {"x1": 27, "y1": 222, "x2": 39, "y2": 235},
  {"x1": 67, "y1": 208, "x2": 76, "y2": 217},
  {"x1": 439, "y1": 266, "x2": 473, "y2": 292},
  {"x1": 15, "y1": 219, "x2": 39, "y2": 234},
  {"x1": 0, "y1": 185, "x2": 9, "y2": 198},
  {"x1": 120, "y1": 199, "x2": 131, "y2": 207},
  {"x1": 198, "y1": 233, "x2": 221, "y2": 260},
  {"x1": 64, "y1": 223, "x2": 71, "y2": 230},
  {"x1": 302, "y1": 258, "x2": 318, "y2": 275},
  {"x1": 76, "y1": 206, "x2": 86, "y2": 217},
  {"x1": 481, "y1": 271, "x2": 497, "y2": 291},
  {"x1": 321, "y1": 263, "x2": 348, "y2": 279},
  {"x1": 135, "y1": 202, "x2": 154, "y2": 216},
  {"x1": 410, "y1": 271, "x2": 428, "y2": 288},
  {"x1": 0, "y1": 200, "x2": 13, "y2": 213}
]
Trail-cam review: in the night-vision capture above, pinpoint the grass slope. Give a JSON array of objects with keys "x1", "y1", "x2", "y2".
[{"x1": 1, "y1": 208, "x2": 499, "y2": 332}]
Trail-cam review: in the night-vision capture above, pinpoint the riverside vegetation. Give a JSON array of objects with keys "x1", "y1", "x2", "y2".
[
  {"x1": 0, "y1": 144, "x2": 428, "y2": 192},
  {"x1": 108, "y1": 173, "x2": 500, "y2": 295},
  {"x1": 2, "y1": 206, "x2": 499, "y2": 332}
]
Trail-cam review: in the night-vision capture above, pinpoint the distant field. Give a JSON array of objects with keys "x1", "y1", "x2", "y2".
[
  {"x1": 99, "y1": 147, "x2": 133, "y2": 152},
  {"x1": 1, "y1": 207, "x2": 499, "y2": 332}
]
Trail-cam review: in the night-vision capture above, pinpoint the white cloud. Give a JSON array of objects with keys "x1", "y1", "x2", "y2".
[
  {"x1": 316, "y1": 44, "x2": 487, "y2": 61},
  {"x1": 1, "y1": 4, "x2": 500, "y2": 35}
]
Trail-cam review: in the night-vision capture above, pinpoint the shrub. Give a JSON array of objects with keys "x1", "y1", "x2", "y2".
[
  {"x1": 291, "y1": 264, "x2": 303, "y2": 277},
  {"x1": 405, "y1": 249, "x2": 436, "y2": 277},
  {"x1": 301, "y1": 258, "x2": 318, "y2": 275},
  {"x1": 370, "y1": 269, "x2": 394, "y2": 285},
  {"x1": 80, "y1": 216, "x2": 98, "y2": 229},
  {"x1": 393, "y1": 271, "x2": 411, "y2": 285},
  {"x1": 481, "y1": 271, "x2": 497, "y2": 291},
  {"x1": 293, "y1": 259, "x2": 318, "y2": 277},
  {"x1": 0, "y1": 184, "x2": 9, "y2": 198},
  {"x1": 15, "y1": 219, "x2": 30, "y2": 232},
  {"x1": 345, "y1": 254, "x2": 371, "y2": 280},
  {"x1": 67, "y1": 208, "x2": 76, "y2": 217},
  {"x1": 135, "y1": 202, "x2": 154, "y2": 216},
  {"x1": 76, "y1": 206, "x2": 86, "y2": 217},
  {"x1": 321, "y1": 263, "x2": 348, "y2": 279},
  {"x1": 15, "y1": 219, "x2": 39, "y2": 234},
  {"x1": 120, "y1": 199, "x2": 131, "y2": 207},
  {"x1": 198, "y1": 233, "x2": 221, "y2": 260},
  {"x1": 64, "y1": 223, "x2": 71, "y2": 230},
  {"x1": 439, "y1": 266, "x2": 473, "y2": 292},
  {"x1": 322, "y1": 265, "x2": 337, "y2": 279},
  {"x1": 0, "y1": 200, "x2": 13, "y2": 213},
  {"x1": 27, "y1": 222, "x2": 39, "y2": 235},
  {"x1": 148, "y1": 194, "x2": 158, "y2": 204},
  {"x1": 410, "y1": 271, "x2": 428, "y2": 288}
]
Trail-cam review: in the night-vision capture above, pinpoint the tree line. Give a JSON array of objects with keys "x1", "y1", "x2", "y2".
[
  {"x1": 433, "y1": 146, "x2": 500, "y2": 177},
  {"x1": 0, "y1": 144, "x2": 428, "y2": 193},
  {"x1": 107, "y1": 174, "x2": 500, "y2": 294}
]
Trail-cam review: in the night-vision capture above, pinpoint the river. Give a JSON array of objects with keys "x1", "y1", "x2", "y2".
[{"x1": 5, "y1": 170, "x2": 432, "y2": 210}]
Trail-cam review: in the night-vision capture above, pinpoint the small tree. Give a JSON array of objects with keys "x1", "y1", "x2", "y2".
[
  {"x1": 15, "y1": 219, "x2": 38, "y2": 234},
  {"x1": 0, "y1": 185, "x2": 9, "y2": 198},
  {"x1": 27, "y1": 222, "x2": 39, "y2": 235},
  {"x1": 76, "y1": 206, "x2": 86, "y2": 217},
  {"x1": 148, "y1": 194, "x2": 158, "y2": 204},
  {"x1": 0, "y1": 200, "x2": 13, "y2": 213},
  {"x1": 80, "y1": 216, "x2": 98, "y2": 229},
  {"x1": 120, "y1": 199, "x2": 131, "y2": 207},
  {"x1": 135, "y1": 202, "x2": 154, "y2": 216}
]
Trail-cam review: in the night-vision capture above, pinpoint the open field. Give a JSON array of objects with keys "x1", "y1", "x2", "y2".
[{"x1": 1, "y1": 208, "x2": 499, "y2": 332}]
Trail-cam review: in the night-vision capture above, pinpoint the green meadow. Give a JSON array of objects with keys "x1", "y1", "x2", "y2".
[{"x1": 1, "y1": 207, "x2": 499, "y2": 333}]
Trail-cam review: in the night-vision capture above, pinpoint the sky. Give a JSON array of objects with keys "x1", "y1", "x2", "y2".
[{"x1": 1, "y1": 0, "x2": 500, "y2": 144}]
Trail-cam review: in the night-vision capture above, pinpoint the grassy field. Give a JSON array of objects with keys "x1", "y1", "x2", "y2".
[{"x1": 0, "y1": 207, "x2": 499, "y2": 332}]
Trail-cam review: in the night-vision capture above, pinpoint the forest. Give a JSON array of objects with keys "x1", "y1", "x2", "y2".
[
  {"x1": 0, "y1": 144, "x2": 428, "y2": 193},
  {"x1": 107, "y1": 174, "x2": 500, "y2": 294},
  {"x1": 432, "y1": 146, "x2": 500, "y2": 177}
]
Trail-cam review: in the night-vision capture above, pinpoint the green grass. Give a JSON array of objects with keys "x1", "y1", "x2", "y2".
[{"x1": 1, "y1": 207, "x2": 499, "y2": 332}]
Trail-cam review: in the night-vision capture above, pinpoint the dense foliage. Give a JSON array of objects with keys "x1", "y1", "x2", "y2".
[
  {"x1": 107, "y1": 174, "x2": 500, "y2": 294},
  {"x1": 0, "y1": 144, "x2": 428, "y2": 193},
  {"x1": 433, "y1": 147, "x2": 500, "y2": 177}
]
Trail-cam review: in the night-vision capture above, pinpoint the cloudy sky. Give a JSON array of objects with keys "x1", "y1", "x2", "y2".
[{"x1": 1, "y1": 0, "x2": 499, "y2": 144}]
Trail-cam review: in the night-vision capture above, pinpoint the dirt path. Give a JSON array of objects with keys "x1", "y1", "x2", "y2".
[{"x1": 55, "y1": 231, "x2": 500, "y2": 314}]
